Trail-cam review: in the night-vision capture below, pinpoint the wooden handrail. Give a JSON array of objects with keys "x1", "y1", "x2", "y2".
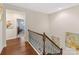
[
  {"x1": 44, "y1": 33, "x2": 62, "y2": 55},
  {"x1": 28, "y1": 29, "x2": 43, "y2": 36},
  {"x1": 43, "y1": 33, "x2": 61, "y2": 50}
]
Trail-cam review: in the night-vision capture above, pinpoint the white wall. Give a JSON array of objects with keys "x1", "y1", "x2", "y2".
[
  {"x1": 0, "y1": 7, "x2": 3, "y2": 53},
  {"x1": 0, "y1": 21, "x2": 3, "y2": 53},
  {"x1": 26, "y1": 9, "x2": 50, "y2": 34},
  {"x1": 6, "y1": 10, "x2": 17, "y2": 40},
  {"x1": 0, "y1": 7, "x2": 2, "y2": 53},
  {"x1": 49, "y1": 6, "x2": 79, "y2": 55},
  {"x1": 0, "y1": 5, "x2": 6, "y2": 54}
]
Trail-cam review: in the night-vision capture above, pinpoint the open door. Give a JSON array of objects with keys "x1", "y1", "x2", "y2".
[{"x1": 17, "y1": 18, "x2": 25, "y2": 39}]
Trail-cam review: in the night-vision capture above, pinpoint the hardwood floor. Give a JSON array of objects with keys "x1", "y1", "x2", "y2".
[{"x1": 1, "y1": 38, "x2": 38, "y2": 55}]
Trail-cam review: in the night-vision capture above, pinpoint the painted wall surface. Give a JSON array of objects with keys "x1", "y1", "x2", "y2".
[
  {"x1": 0, "y1": 5, "x2": 5, "y2": 54},
  {"x1": 26, "y1": 9, "x2": 50, "y2": 34},
  {"x1": 0, "y1": 8, "x2": 3, "y2": 53},
  {"x1": 0, "y1": 21, "x2": 3, "y2": 53},
  {"x1": 49, "y1": 6, "x2": 79, "y2": 55}
]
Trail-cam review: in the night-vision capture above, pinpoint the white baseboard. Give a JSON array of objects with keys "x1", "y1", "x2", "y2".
[
  {"x1": 0, "y1": 46, "x2": 4, "y2": 54},
  {"x1": 6, "y1": 36, "x2": 18, "y2": 40},
  {"x1": 28, "y1": 41, "x2": 40, "y2": 55}
]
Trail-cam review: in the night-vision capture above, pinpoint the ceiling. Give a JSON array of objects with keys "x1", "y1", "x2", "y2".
[{"x1": 7, "y1": 3, "x2": 79, "y2": 14}]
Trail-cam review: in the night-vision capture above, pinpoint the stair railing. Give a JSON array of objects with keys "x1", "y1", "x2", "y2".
[
  {"x1": 43, "y1": 33, "x2": 62, "y2": 55},
  {"x1": 28, "y1": 29, "x2": 62, "y2": 55}
]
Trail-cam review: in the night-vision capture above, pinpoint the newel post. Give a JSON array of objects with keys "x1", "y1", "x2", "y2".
[{"x1": 43, "y1": 32, "x2": 46, "y2": 55}]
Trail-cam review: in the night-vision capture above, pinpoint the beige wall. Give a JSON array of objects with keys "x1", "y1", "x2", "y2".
[{"x1": 49, "y1": 6, "x2": 79, "y2": 55}]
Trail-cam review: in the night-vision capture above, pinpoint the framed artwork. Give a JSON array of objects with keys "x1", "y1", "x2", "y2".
[
  {"x1": 65, "y1": 32, "x2": 79, "y2": 51},
  {"x1": 6, "y1": 20, "x2": 13, "y2": 29}
]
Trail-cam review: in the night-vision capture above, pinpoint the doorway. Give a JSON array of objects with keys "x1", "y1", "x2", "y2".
[
  {"x1": 17, "y1": 18, "x2": 25, "y2": 40},
  {"x1": 6, "y1": 9, "x2": 26, "y2": 42}
]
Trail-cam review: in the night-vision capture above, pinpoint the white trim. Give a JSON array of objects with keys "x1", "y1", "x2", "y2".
[
  {"x1": 0, "y1": 46, "x2": 4, "y2": 54},
  {"x1": 28, "y1": 41, "x2": 40, "y2": 55},
  {"x1": 6, "y1": 36, "x2": 18, "y2": 40}
]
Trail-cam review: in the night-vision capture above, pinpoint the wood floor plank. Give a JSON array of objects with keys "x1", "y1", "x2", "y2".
[{"x1": 1, "y1": 38, "x2": 38, "y2": 55}]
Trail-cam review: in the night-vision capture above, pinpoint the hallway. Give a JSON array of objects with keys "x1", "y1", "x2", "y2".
[{"x1": 1, "y1": 38, "x2": 37, "y2": 55}]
